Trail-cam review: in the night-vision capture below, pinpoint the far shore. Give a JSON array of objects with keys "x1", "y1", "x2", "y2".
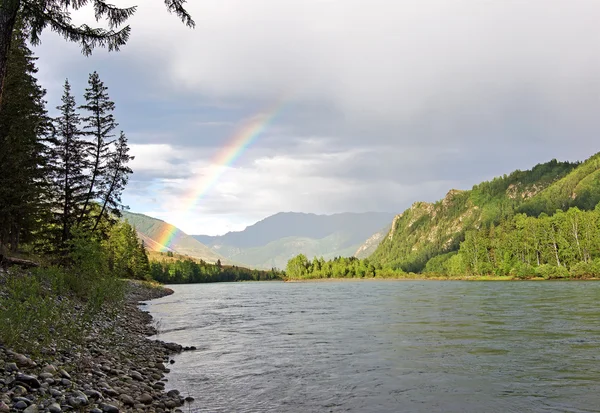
[{"x1": 284, "y1": 276, "x2": 600, "y2": 282}]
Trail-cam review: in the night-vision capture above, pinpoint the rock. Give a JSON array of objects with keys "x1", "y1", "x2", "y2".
[
  {"x1": 42, "y1": 365, "x2": 57, "y2": 375},
  {"x1": 39, "y1": 373, "x2": 54, "y2": 380},
  {"x1": 48, "y1": 403, "x2": 62, "y2": 413},
  {"x1": 59, "y1": 370, "x2": 71, "y2": 380},
  {"x1": 15, "y1": 354, "x2": 31, "y2": 367},
  {"x1": 12, "y1": 385, "x2": 28, "y2": 396},
  {"x1": 133, "y1": 404, "x2": 145, "y2": 410},
  {"x1": 49, "y1": 389, "x2": 62, "y2": 398},
  {"x1": 130, "y1": 371, "x2": 144, "y2": 381},
  {"x1": 138, "y1": 394, "x2": 153, "y2": 405},
  {"x1": 89, "y1": 409, "x2": 102, "y2": 413},
  {"x1": 60, "y1": 379, "x2": 71, "y2": 387},
  {"x1": 164, "y1": 400, "x2": 178, "y2": 409},
  {"x1": 0, "y1": 401, "x2": 9, "y2": 413},
  {"x1": 101, "y1": 387, "x2": 118, "y2": 397},
  {"x1": 169, "y1": 360, "x2": 175, "y2": 364},
  {"x1": 14, "y1": 401, "x2": 28, "y2": 410},
  {"x1": 185, "y1": 396, "x2": 195, "y2": 402},
  {"x1": 16, "y1": 373, "x2": 41, "y2": 389},
  {"x1": 119, "y1": 394, "x2": 135, "y2": 406},
  {"x1": 68, "y1": 391, "x2": 88, "y2": 408},
  {"x1": 101, "y1": 404, "x2": 119, "y2": 413},
  {"x1": 6, "y1": 362, "x2": 18, "y2": 372},
  {"x1": 84, "y1": 390, "x2": 102, "y2": 401},
  {"x1": 23, "y1": 404, "x2": 38, "y2": 413},
  {"x1": 166, "y1": 390, "x2": 180, "y2": 398}
]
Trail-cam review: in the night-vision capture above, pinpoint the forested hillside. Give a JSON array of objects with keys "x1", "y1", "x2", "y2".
[
  {"x1": 371, "y1": 154, "x2": 600, "y2": 274},
  {"x1": 121, "y1": 211, "x2": 225, "y2": 264},
  {"x1": 286, "y1": 154, "x2": 600, "y2": 280}
]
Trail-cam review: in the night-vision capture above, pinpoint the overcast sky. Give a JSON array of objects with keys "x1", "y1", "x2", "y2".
[{"x1": 34, "y1": 0, "x2": 600, "y2": 235}]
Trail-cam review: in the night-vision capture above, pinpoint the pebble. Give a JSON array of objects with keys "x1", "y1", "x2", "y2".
[
  {"x1": 16, "y1": 373, "x2": 41, "y2": 389},
  {"x1": 119, "y1": 394, "x2": 135, "y2": 406},
  {"x1": 0, "y1": 401, "x2": 9, "y2": 413},
  {"x1": 101, "y1": 404, "x2": 119, "y2": 413},
  {"x1": 6, "y1": 362, "x2": 18, "y2": 372},
  {"x1": 185, "y1": 396, "x2": 195, "y2": 402},
  {"x1": 48, "y1": 403, "x2": 62, "y2": 413},
  {"x1": 42, "y1": 365, "x2": 57, "y2": 375},
  {"x1": 138, "y1": 394, "x2": 153, "y2": 405},
  {"x1": 59, "y1": 370, "x2": 71, "y2": 380},
  {"x1": 23, "y1": 404, "x2": 38, "y2": 413},
  {"x1": 14, "y1": 401, "x2": 28, "y2": 410}
]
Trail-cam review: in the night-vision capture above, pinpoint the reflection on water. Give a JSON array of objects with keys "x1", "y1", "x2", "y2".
[{"x1": 146, "y1": 281, "x2": 600, "y2": 413}]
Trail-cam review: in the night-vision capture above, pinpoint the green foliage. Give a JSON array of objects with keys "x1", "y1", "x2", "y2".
[
  {"x1": 371, "y1": 154, "x2": 600, "y2": 274},
  {"x1": 285, "y1": 254, "x2": 402, "y2": 280},
  {"x1": 453, "y1": 207, "x2": 600, "y2": 279},
  {"x1": 105, "y1": 221, "x2": 150, "y2": 280},
  {"x1": 149, "y1": 257, "x2": 283, "y2": 284}
]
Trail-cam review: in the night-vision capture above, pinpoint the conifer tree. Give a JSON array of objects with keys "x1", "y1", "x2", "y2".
[
  {"x1": 0, "y1": 23, "x2": 50, "y2": 252},
  {"x1": 52, "y1": 79, "x2": 88, "y2": 246},
  {"x1": 79, "y1": 71, "x2": 116, "y2": 225},
  {"x1": 94, "y1": 131, "x2": 133, "y2": 230}
]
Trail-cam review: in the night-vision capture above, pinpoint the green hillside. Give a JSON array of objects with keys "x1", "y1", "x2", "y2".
[
  {"x1": 121, "y1": 211, "x2": 225, "y2": 264},
  {"x1": 370, "y1": 156, "x2": 594, "y2": 272}
]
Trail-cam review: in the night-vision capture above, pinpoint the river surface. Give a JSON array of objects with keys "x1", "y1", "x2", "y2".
[{"x1": 145, "y1": 281, "x2": 600, "y2": 413}]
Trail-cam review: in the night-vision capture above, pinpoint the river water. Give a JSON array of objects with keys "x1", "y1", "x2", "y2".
[{"x1": 145, "y1": 281, "x2": 600, "y2": 413}]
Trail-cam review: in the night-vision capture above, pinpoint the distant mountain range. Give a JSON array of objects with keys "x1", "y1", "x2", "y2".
[
  {"x1": 192, "y1": 212, "x2": 395, "y2": 269},
  {"x1": 122, "y1": 211, "x2": 394, "y2": 269}
]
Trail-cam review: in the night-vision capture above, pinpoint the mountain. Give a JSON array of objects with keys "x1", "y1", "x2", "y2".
[
  {"x1": 193, "y1": 212, "x2": 396, "y2": 269},
  {"x1": 121, "y1": 211, "x2": 225, "y2": 264},
  {"x1": 354, "y1": 224, "x2": 391, "y2": 259},
  {"x1": 370, "y1": 154, "x2": 600, "y2": 272}
]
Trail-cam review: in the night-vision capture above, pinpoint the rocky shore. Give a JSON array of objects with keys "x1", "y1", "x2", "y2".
[{"x1": 0, "y1": 281, "x2": 194, "y2": 413}]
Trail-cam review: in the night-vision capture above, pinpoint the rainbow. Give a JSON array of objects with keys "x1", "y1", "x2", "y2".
[{"x1": 156, "y1": 98, "x2": 287, "y2": 252}]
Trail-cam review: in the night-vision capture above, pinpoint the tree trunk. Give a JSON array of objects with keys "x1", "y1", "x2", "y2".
[{"x1": 0, "y1": 0, "x2": 20, "y2": 106}]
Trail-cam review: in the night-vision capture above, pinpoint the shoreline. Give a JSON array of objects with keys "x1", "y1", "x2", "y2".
[
  {"x1": 284, "y1": 276, "x2": 600, "y2": 282},
  {"x1": 0, "y1": 281, "x2": 191, "y2": 413}
]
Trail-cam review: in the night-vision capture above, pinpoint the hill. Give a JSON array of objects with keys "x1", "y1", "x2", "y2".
[
  {"x1": 370, "y1": 156, "x2": 597, "y2": 272},
  {"x1": 193, "y1": 212, "x2": 396, "y2": 269},
  {"x1": 121, "y1": 211, "x2": 225, "y2": 264}
]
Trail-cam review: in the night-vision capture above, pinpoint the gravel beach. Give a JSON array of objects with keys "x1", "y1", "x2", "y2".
[{"x1": 0, "y1": 280, "x2": 193, "y2": 413}]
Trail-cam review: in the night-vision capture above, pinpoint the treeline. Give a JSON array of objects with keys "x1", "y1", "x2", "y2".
[
  {"x1": 432, "y1": 206, "x2": 600, "y2": 279},
  {"x1": 149, "y1": 257, "x2": 283, "y2": 283},
  {"x1": 285, "y1": 254, "x2": 403, "y2": 279},
  {"x1": 0, "y1": 24, "x2": 134, "y2": 257}
]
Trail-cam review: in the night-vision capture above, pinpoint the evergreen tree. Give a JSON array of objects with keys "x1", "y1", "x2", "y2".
[
  {"x1": 93, "y1": 131, "x2": 133, "y2": 230},
  {"x1": 0, "y1": 23, "x2": 49, "y2": 252},
  {"x1": 51, "y1": 79, "x2": 88, "y2": 246},
  {"x1": 78, "y1": 71, "x2": 117, "y2": 226}
]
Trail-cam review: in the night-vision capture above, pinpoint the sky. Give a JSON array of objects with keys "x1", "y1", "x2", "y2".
[{"x1": 33, "y1": 0, "x2": 600, "y2": 235}]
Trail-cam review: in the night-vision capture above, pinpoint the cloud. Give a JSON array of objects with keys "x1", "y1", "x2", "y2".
[{"x1": 31, "y1": 0, "x2": 600, "y2": 234}]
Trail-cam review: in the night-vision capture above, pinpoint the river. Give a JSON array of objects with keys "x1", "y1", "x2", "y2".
[{"x1": 145, "y1": 281, "x2": 600, "y2": 412}]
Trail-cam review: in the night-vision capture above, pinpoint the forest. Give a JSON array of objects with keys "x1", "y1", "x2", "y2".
[
  {"x1": 287, "y1": 156, "x2": 600, "y2": 280},
  {"x1": 148, "y1": 254, "x2": 283, "y2": 283}
]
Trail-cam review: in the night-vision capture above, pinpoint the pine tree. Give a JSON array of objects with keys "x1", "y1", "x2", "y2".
[
  {"x1": 79, "y1": 71, "x2": 117, "y2": 226},
  {"x1": 52, "y1": 79, "x2": 88, "y2": 246},
  {"x1": 93, "y1": 131, "x2": 133, "y2": 231},
  {"x1": 0, "y1": 23, "x2": 50, "y2": 252}
]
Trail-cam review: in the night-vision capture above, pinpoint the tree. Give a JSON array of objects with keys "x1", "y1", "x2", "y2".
[
  {"x1": 0, "y1": 0, "x2": 195, "y2": 105},
  {"x1": 79, "y1": 71, "x2": 116, "y2": 225},
  {"x1": 0, "y1": 23, "x2": 49, "y2": 251},
  {"x1": 93, "y1": 131, "x2": 133, "y2": 230},
  {"x1": 51, "y1": 79, "x2": 88, "y2": 246}
]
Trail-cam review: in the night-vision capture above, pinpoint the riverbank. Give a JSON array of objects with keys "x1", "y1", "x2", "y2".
[
  {"x1": 285, "y1": 275, "x2": 600, "y2": 282},
  {"x1": 0, "y1": 280, "x2": 192, "y2": 413}
]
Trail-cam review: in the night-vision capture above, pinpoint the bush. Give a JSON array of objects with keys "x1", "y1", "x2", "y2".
[
  {"x1": 535, "y1": 264, "x2": 569, "y2": 279},
  {"x1": 569, "y1": 261, "x2": 600, "y2": 279}
]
